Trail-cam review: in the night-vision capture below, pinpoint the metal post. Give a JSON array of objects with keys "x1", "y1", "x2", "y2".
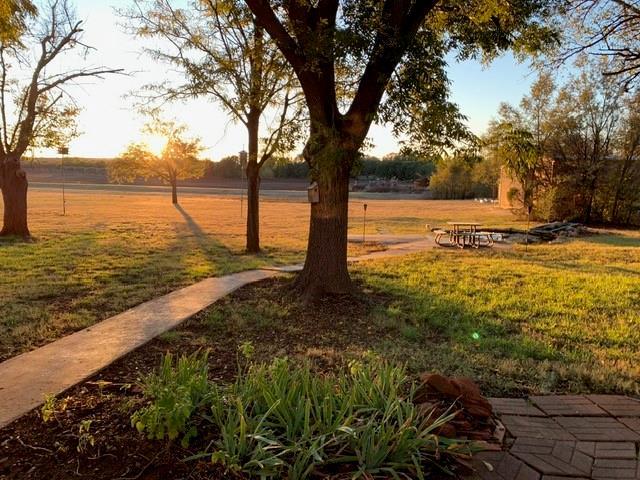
[
  {"x1": 239, "y1": 150, "x2": 247, "y2": 219},
  {"x1": 363, "y1": 203, "x2": 368, "y2": 243},
  {"x1": 58, "y1": 146, "x2": 69, "y2": 215}
]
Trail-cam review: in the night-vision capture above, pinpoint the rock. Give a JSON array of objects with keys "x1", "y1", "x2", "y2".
[
  {"x1": 451, "y1": 377, "x2": 482, "y2": 398},
  {"x1": 451, "y1": 377, "x2": 493, "y2": 418},
  {"x1": 419, "y1": 373, "x2": 461, "y2": 397},
  {"x1": 436, "y1": 423, "x2": 457, "y2": 438},
  {"x1": 463, "y1": 399, "x2": 493, "y2": 418}
]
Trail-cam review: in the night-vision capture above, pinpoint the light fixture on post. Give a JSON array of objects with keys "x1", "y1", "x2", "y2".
[{"x1": 57, "y1": 146, "x2": 69, "y2": 215}]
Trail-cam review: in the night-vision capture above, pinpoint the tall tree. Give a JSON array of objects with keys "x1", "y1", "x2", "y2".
[
  {"x1": 546, "y1": 58, "x2": 624, "y2": 222},
  {"x1": 244, "y1": 0, "x2": 558, "y2": 298},
  {"x1": 0, "y1": 0, "x2": 36, "y2": 43},
  {"x1": 486, "y1": 122, "x2": 540, "y2": 243},
  {"x1": 108, "y1": 121, "x2": 205, "y2": 204},
  {"x1": 610, "y1": 91, "x2": 640, "y2": 222},
  {"x1": 124, "y1": 0, "x2": 303, "y2": 253},
  {"x1": 560, "y1": 0, "x2": 640, "y2": 87},
  {"x1": 0, "y1": 0, "x2": 121, "y2": 238}
]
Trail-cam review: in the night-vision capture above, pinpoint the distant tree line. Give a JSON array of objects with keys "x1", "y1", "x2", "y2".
[
  {"x1": 429, "y1": 153, "x2": 500, "y2": 200},
  {"x1": 200, "y1": 152, "x2": 438, "y2": 181}
]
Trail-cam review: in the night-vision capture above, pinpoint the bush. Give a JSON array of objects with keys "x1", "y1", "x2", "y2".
[
  {"x1": 430, "y1": 155, "x2": 500, "y2": 199},
  {"x1": 131, "y1": 350, "x2": 210, "y2": 446},
  {"x1": 132, "y1": 353, "x2": 469, "y2": 479}
]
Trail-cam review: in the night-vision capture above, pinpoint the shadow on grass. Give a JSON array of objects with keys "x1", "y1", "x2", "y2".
[
  {"x1": 497, "y1": 244, "x2": 640, "y2": 277},
  {"x1": 0, "y1": 216, "x2": 259, "y2": 362},
  {"x1": 580, "y1": 233, "x2": 640, "y2": 247}
]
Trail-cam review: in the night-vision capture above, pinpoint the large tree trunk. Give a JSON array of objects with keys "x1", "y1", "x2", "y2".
[
  {"x1": 246, "y1": 161, "x2": 261, "y2": 253},
  {"x1": 245, "y1": 113, "x2": 261, "y2": 253},
  {"x1": 0, "y1": 155, "x2": 30, "y2": 238},
  {"x1": 294, "y1": 136, "x2": 354, "y2": 299},
  {"x1": 171, "y1": 180, "x2": 178, "y2": 205}
]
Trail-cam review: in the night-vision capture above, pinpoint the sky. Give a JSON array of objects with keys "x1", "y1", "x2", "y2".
[{"x1": 36, "y1": 0, "x2": 537, "y2": 160}]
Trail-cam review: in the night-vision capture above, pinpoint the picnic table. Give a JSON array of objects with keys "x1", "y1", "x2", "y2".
[
  {"x1": 447, "y1": 222, "x2": 481, "y2": 248},
  {"x1": 430, "y1": 222, "x2": 495, "y2": 248}
]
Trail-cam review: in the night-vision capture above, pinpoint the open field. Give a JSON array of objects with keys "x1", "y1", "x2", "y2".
[{"x1": 0, "y1": 189, "x2": 521, "y2": 361}]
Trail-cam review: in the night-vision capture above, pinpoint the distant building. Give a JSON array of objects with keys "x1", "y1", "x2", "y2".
[{"x1": 497, "y1": 166, "x2": 523, "y2": 209}]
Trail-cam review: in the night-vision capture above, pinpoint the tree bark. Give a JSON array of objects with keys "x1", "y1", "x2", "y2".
[
  {"x1": 294, "y1": 134, "x2": 354, "y2": 299},
  {"x1": 0, "y1": 155, "x2": 30, "y2": 238},
  {"x1": 246, "y1": 161, "x2": 261, "y2": 253},
  {"x1": 171, "y1": 180, "x2": 178, "y2": 204},
  {"x1": 245, "y1": 111, "x2": 261, "y2": 253}
]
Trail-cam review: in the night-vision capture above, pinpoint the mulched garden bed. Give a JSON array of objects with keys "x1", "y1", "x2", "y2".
[
  {"x1": 0, "y1": 279, "x2": 393, "y2": 479},
  {"x1": 0, "y1": 278, "x2": 494, "y2": 480}
]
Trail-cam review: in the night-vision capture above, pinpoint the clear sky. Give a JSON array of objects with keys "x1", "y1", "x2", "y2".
[{"x1": 42, "y1": 1, "x2": 537, "y2": 160}]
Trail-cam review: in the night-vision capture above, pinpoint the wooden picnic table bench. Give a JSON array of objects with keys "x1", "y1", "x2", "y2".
[{"x1": 428, "y1": 223, "x2": 497, "y2": 248}]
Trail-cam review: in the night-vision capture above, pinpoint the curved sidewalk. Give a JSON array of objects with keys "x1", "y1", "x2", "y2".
[
  {"x1": 0, "y1": 270, "x2": 280, "y2": 428},
  {"x1": 0, "y1": 237, "x2": 433, "y2": 428}
]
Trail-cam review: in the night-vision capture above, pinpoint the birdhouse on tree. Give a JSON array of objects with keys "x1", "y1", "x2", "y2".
[{"x1": 307, "y1": 182, "x2": 319, "y2": 203}]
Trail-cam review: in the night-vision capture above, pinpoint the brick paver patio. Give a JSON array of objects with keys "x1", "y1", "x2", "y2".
[{"x1": 473, "y1": 395, "x2": 640, "y2": 480}]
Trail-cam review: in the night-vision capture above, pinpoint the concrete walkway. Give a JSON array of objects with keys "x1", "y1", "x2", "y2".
[
  {"x1": 0, "y1": 236, "x2": 434, "y2": 428},
  {"x1": 0, "y1": 269, "x2": 279, "y2": 428}
]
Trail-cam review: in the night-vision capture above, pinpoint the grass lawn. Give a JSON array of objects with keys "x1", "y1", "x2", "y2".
[
  {"x1": 1, "y1": 191, "x2": 639, "y2": 479},
  {"x1": 355, "y1": 236, "x2": 640, "y2": 395},
  {"x1": 185, "y1": 235, "x2": 640, "y2": 396},
  {"x1": 0, "y1": 189, "x2": 519, "y2": 361}
]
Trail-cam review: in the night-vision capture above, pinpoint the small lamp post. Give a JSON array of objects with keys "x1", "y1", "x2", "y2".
[
  {"x1": 239, "y1": 150, "x2": 248, "y2": 218},
  {"x1": 57, "y1": 146, "x2": 69, "y2": 215},
  {"x1": 363, "y1": 203, "x2": 368, "y2": 243}
]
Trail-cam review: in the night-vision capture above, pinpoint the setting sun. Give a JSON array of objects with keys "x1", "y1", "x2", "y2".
[{"x1": 142, "y1": 134, "x2": 167, "y2": 157}]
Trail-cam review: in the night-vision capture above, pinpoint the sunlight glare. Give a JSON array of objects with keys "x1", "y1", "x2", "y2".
[{"x1": 142, "y1": 134, "x2": 167, "y2": 156}]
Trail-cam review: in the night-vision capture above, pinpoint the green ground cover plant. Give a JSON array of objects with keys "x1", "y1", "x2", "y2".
[{"x1": 132, "y1": 350, "x2": 469, "y2": 479}]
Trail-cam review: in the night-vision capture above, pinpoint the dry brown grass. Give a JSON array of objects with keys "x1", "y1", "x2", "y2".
[{"x1": 23, "y1": 188, "x2": 523, "y2": 243}]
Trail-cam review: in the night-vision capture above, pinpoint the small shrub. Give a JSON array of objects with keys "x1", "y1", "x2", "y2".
[
  {"x1": 131, "y1": 350, "x2": 210, "y2": 446},
  {"x1": 205, "y1": 358, "x2": 467, "y2": 479},
  {"x1": 132, "y1": 355, "x2": 470, "y2": 478},
  {"x1": 41, "y1": 394, "x2": 69, "y2": 423},
  {"x1": 77, "y1": 420, "x2": 95, "y2": 453}
]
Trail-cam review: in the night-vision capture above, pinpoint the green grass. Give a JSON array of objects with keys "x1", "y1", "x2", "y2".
[
  {"x1": 354, "y1": 239, "x2": 640, "y2": 395},
  {"x1": 182, "y1": 235, "x2": 640, "y2": 397},
  {"x1": 0, "y1": 228, "x2": 298, "y2": 361}
]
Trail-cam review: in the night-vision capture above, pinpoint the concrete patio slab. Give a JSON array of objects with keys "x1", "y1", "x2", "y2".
[
  {"x1": 530, "y1": 395, "x2": 608, "y2": 417},
  {"x1": 489, "y1": 398, "x2": 547, "y2": 417}
]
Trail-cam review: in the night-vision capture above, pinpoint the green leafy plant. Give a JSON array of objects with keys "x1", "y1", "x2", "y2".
[
  {"x1": 40, "y1": 393, "x2": 68, "y2": 423},
  {"x1": 131, "y1": 350, "x2": 210, "y2": 446},
  {"x1": 204, "y1": 358, "x2": 468, "y2": 479},
  {"x1": 77, "y1": 420, "x2": 95, "y2": 453},
  {"x1": 133, "y1": 353, "x2": 470, "y2": 478}
]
